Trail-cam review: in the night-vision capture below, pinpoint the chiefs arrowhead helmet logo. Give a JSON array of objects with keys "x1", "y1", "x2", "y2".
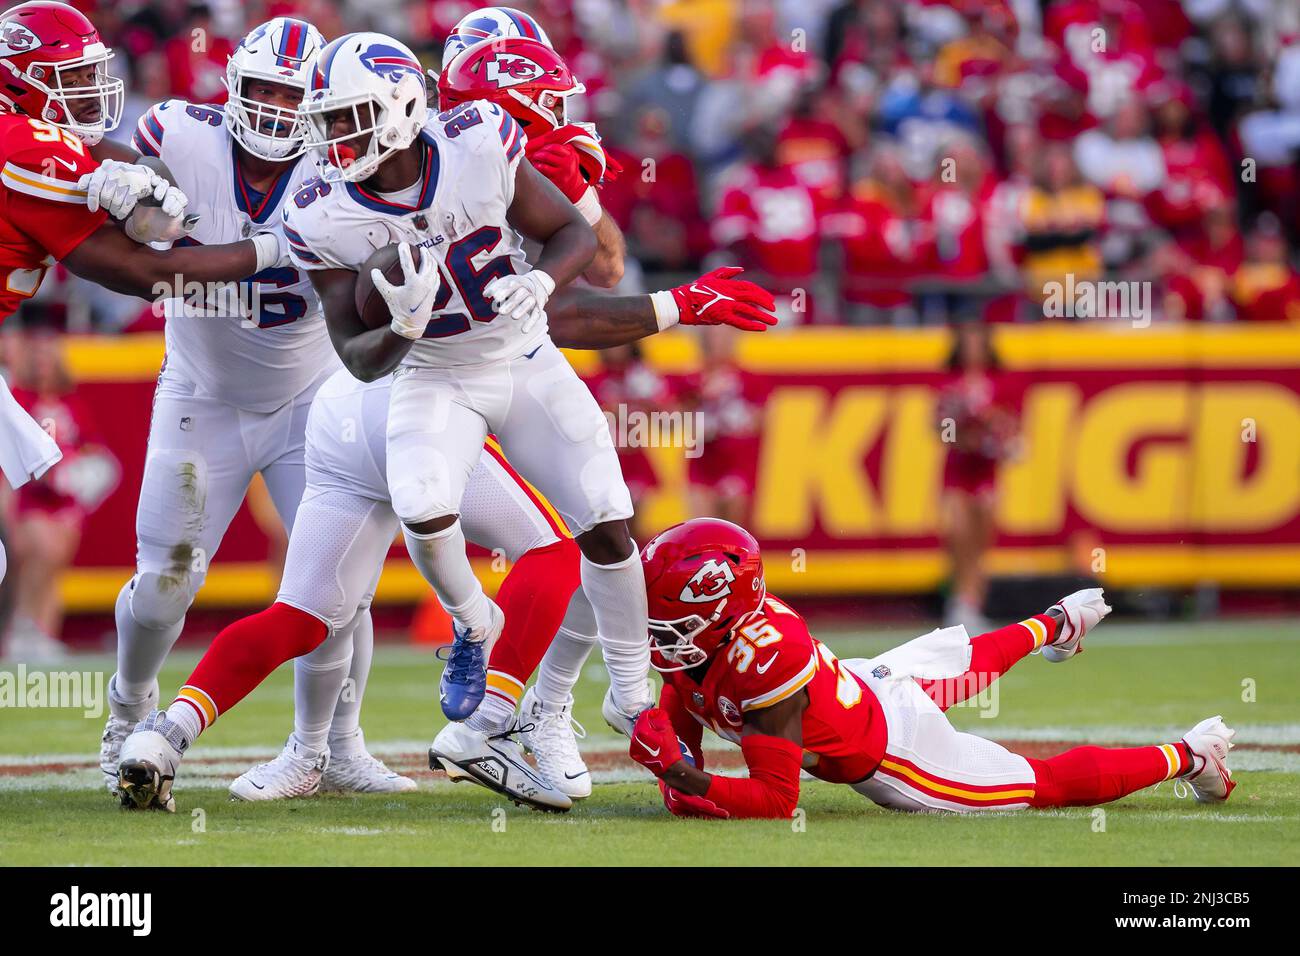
[
  {"x1": 484, "y1": 53, "x2": 545, "y2": 88},
  {"x1": 679, "y1": 558, "x2": 736, "y2": 604}
]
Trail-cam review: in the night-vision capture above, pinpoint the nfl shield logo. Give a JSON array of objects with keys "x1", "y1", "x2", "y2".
[
  {"x1": 872, "y1": 664, "x2": 891, "y2": 679},
  {"x1": 691, "y1": 691, "x2": 705, "y2": 708}
]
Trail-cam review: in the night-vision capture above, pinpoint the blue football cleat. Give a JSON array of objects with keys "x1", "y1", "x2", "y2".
[{"x1": 437, "y1": 622, "x2": 487, "y2": 721}]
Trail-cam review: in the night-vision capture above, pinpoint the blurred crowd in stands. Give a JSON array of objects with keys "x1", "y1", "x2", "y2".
[{"x1": 19, "y1": 0, "x2": 1295, "y2": 331}]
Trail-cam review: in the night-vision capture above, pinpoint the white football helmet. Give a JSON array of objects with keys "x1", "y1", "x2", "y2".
[
  {"x1": 223, "y1": 17, "x2": 323, "y2": 161},
  {"x1": 302, "y1": 32, "x2": 427, "y2": 183},
  {"x1": 441, "y1": 6, "x2": 552, "y2": 64}
]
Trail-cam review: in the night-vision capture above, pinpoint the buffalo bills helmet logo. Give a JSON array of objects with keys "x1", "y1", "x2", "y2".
[
  {"x1": 679, "y1": 558, "x2": 736, "y2": 604},
  {"x1": 484, "y1": 53, "x2": 544, "y2": 88},
  {"x1": 359, "y1": 43, "x2": 422, "y2": 83}
]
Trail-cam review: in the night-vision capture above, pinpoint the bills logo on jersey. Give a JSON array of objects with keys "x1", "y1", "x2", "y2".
[
  {"x1": 0, "y1": 22, "x2": 39, "y2": 56},
  {"x1": 360, "y1": 44, "x2": 422, "y2": 83},
  {"x1": 679, "y1": 559, "x2": 736, "y2": 603},
  {"x1": 484, "y1": 53, "x2": 545, "y2": 88}
]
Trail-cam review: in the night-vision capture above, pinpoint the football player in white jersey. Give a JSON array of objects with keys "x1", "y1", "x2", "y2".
[
  {"x1": 286, "y1": 33, "x2": 664, "y2": 770},
  {"x1": 98, "y1": 18, "x2": 412, "y2": 797},
  {"x1": 116, "y1": 274, "x2": 778, "y2": 812}
]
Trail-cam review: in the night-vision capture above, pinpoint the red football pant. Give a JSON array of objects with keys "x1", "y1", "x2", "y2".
[
  {"x1": 484, "y1": 537, "x2": 581, "y2": 708},
  {"x1": 174, "y1": 602, "x2": 327, "y2": 729},
  {"x1": 919, "y1": 614, "x2": 1055, "y2": 711}
]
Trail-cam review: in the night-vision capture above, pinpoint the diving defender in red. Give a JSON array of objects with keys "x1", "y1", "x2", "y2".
[{"x1": 629, "y1": 519, "x2": 1238, "y2": 818}]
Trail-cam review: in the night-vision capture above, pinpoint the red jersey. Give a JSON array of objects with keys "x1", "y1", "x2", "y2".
[
  {"x1": 0, "y1": 112, "x2": 107, "y2": 318},
  {"x1": 663, "y1": 594, "x2": 887, "y2": 785},
  {"x1": 712, "y1": 164, "x2": 823, "y2": 288}
]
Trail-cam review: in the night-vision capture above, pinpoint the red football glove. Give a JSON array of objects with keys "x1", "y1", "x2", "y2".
[
  {"x1": 601, "y1": 151, "x2": 624, "y2": 185},
  {"x1": 527, "y1": 141, "x2": 587, "y2": 204},
  {"x1": 659, "y1": 779, "x2": 731, "y2": 819},
  {"x1": 629, "y1": 707, "x2": 685, "y2": 777},
  {"x1": 666, "y1": 267, "x2": 778, "y2": 332}
]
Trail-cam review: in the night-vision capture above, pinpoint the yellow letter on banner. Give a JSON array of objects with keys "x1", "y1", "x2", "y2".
[
  {"x1": 881, "y1": 387, "x2": 945, "y2": 535},
  {"x1": 1073, "y1": 383, "x2": 1191, "y2": 531},
  {"x1": 1191, "y1": 384, "x2": 1300, "y2": 531},
  {"x1": 998, "y1": 383, "x2": 1082, "y2": 534},
  {"x1": 754, "y1": 387, "x2": 887, "y2": 538}
]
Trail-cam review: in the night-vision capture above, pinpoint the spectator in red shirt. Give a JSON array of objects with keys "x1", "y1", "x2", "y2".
[
  {"x1": 712, "y1": 127, "x2": 826, "y2": 324},
  {"x1": 1144, "y1": 81, "x2": 1234, "y2": 239},
  {"x1": 602, "y1": 107, "x2": 709, "y2": 271},
  {"x1": 164, "y1": 3, "x2": 234, "y2": 103},
  {"x1": 1231, "y1": 217, "x2": 1300, "y2": 323},
  {"x1": 836, "y1": 142, "x2": 924, "y2": 324}
]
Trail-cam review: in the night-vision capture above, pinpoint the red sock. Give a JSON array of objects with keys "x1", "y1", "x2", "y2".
[
  {"x1": 920, "y1": 614, "x2": 1055, "y2": 710},
  {"x1": 1028, "y1": 743, "x2": 1193, "y2": 807},
  {"x1": 485, "y1": 538, "x2": 581, "y2": 709},
  {"x1": 171, "y1": 603, "x2": 327, "y2": 732}
]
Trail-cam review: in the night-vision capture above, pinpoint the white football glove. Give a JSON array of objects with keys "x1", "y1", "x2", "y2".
[
  {"x1": 484, "y1": 269, "x2": 555, "y2": 335},
  {"x1": 371, "y1": 242, "x2": 440, "y2": 340},
  {"x1": 78, "y1": 159, "x2": 188, "y2": 220},
  {"x1": 1043, "y1": 587, "x2": 1111, "y2": 661}
]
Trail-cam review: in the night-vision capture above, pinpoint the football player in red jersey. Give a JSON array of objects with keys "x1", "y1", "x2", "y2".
[
  {"x1": 0, "y1": 3, "x2": 286, "y2": 587},
  {"x1": 437, "y1": 33, "x2": 625, "y2": 288},
  {"x1": 0, "y1": 2, "x2": 284, "y2": 318},
  {"x1": 628, "y1": 519, "x2": 1237, "y2": 817}
]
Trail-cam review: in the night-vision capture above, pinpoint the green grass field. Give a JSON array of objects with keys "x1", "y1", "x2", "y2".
[{"x1": 1, "y1": 619, "x2": 1297, "y2": 866}]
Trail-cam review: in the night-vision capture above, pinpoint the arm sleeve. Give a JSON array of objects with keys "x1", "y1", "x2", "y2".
[
  {"x1": 703, "y1": 734, "x2": 803, "y2": 819},
  {"x1": 659, "y1": 680, "x2": 705, "y2": 770},
  {"x1": 1, "y1": 139, "x2": 107, "y2": 259}
]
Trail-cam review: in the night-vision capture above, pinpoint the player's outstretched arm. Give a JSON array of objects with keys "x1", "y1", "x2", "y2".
[
  {"x1": 584, "y1": 210, "x2": 625, "y2": 288},
  {"x1": 309, "y1": 268, "x2": 415, "y2": 382},
  {"x1": 507, "y1": 160, "x2": 597, "y2": 292},
  {"x1": 630, "y1": 690, "x2": 807, "y2": 819},
  {"x1": 61, "y1": 222, "x2": 276, "y2": 298},
  {"x1": 547, "y1": 267, "x2": 779, "y2": 349}
]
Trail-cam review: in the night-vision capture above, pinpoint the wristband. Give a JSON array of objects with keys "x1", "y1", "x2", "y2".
[
  {"x1": 251, "y1": 231, "x2": 283, "y2": 273},
  {"x1": 573, "y1": 186, "x2": 602, "y2": 226},
  {"x1": 649, "y1": 290, "x2": 680, "y2": 331}
]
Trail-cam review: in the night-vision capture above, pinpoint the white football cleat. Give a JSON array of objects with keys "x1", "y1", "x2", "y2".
[
  {"x1": 601, "y1": 682, "x2": 654, "y2": 738},
  {"x1": 1179, "y1": 716, "x2": 1237, "y2": 803},
  {"x1": 228, "y1": 734, "x2": 328, "y2": 802},
  {"x1": 518, "y1": 686, "x2": 591, "y2": 800},
  {"x1": 99, "y1": 674, "x2": 159, "y2": 794},
  {"x1": 321, "y1": 729, "x2": 417, "y2": 794},
  {"x1": 117, "y1": 711, "x2": 187, "y2": 813},
  {"x1": 429, "y1": 720, "x2": 572, "y2": 812},
  {"x1": 1041, "y1": 588, "x2": 1112, "y2": 663}
]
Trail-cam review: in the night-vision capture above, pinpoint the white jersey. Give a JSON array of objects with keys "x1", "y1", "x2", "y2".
[
  {"x1": 133, "y1": 99, "x2": 340, "y2": 412},
  {"x1": 284, "y1": 101, "x2": 543, "y2": 370}
]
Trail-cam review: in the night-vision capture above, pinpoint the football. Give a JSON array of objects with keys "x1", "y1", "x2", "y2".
[{"x1": 354, "y1": 243, "x2": 420, "y2": 330}]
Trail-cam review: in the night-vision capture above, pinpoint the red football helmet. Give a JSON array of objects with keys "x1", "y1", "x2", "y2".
[
  {"x1": 0, "y1": 1, "x2": 123, "y2": 144},
  {"x1": 437, "y1": 36, "x2": 584, "y2": 134},
  {"x1": 641, "y1": 518, "x2": 767, "y2": 673}
]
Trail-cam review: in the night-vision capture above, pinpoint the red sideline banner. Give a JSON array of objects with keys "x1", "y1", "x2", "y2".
[{"x1": 49, "y1": 324, "x2": 1300, "y2": 610}]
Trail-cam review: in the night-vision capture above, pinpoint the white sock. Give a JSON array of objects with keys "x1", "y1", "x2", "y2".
[
  {"x1": 164, "y1": 699, "x2": 203, "y2": 745},
  {"x1": 293, "y1": 621, "x2": 353, "y2": 753},
  {"x1": 328, "y1": 610, "x2": 373, "y2": 757},
  {"x1": 580, "y1": 551, "x2": 651, "y2": 711},
  {"x1": 114, "y1": 579, "x2": 184, "y2": 703},
  {"x1": 535, "y1": 588, "x2": 599, "y2": 704},
  {"x1": 466, "y1": 694, "x2": 516, "y2": 734},
  {"x1": 403, "y1": 521, "x2": 493, "y2": 639}
]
